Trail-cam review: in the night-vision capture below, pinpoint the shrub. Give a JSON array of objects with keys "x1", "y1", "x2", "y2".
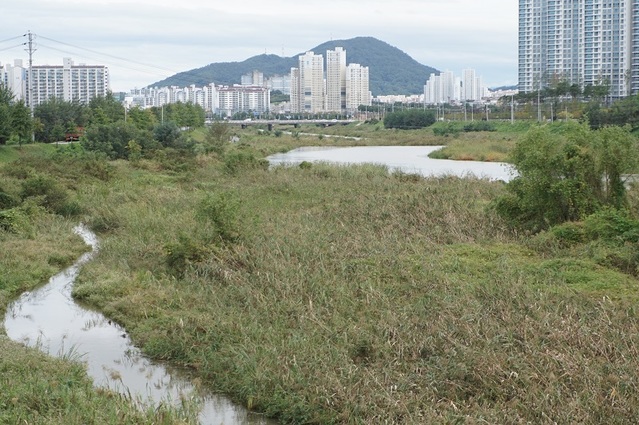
[
  {"x1": 0, "y1": 207, "x2": 32, "y2": 234},
  {"x1": 583, "y1": 207, "x2": 639, "y2": 243},
  {"x1": 494, "y1": 125, "x2": 600, "y2": 232},
  {"x1": 196, "y1": 192, "x2": 241, "y2": 242},
  {"x1": 0, "y1": 190, "x2": 17, "y2": 210},
  {"x1": 384, "y1": 109, "x2": 436, "y2": 130},
  {"x1": 87, "y1": 208, "x2": 121, "y2": 233},
  {"x1": 164, "y1": 234, "x2": 208, "y2": 276},
  {"x1": 432, "y1": 122, "x2": 462, "y2": 137},
  {"x1": 463, "y1": 121, "x2": 497, "y2": 132},
  {"x1": 149, "y1": 148, "x2": 197, "y2": 173},
  {"x1": 223, "y1": 151, "x2": 268, "y2": 175},
  {"x1": 20, "y1": 175, "x2": 71, "y2": 215},
  {"x1": 549, "y1": 221, "x2": 586, "y2": 246}
]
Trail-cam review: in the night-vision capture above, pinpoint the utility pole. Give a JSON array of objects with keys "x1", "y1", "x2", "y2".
[
  {"x1": 25, "y1": 30, "x2": 36, "y2": 141},
  {"x1": 511, "y1": 94, "x2": 514, "y2": 124},
  {"x1": 537, "y1": 77, "x2": 542, "y2": 122}
]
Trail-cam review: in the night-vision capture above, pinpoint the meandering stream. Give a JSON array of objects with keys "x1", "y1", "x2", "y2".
[{"x1": 4, "y1": 225, "x2": 274, "y2": 425}]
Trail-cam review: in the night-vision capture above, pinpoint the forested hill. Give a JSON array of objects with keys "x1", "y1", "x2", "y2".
[{"x1": 150, "y1": 37, "x2": 439, "y2": 96}]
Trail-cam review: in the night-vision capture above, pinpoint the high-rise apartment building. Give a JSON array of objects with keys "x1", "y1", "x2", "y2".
[
  {"x1": 290, "y1": 48, "x2": 371, "y2": 114},
  {"x1": 241, "y1": 70, "x2": 265, "y2": 87},
  {"x1": 345, "y1": 64, "x2": 371, "y2": 112},
  {"x1": 290, "y1": 51, "x2": 325, "y2": 113},
  {"x1": 519, "y1": 0, "x2": 636, "y2": 98},
  {"x1": 2, "y1": 57, "x2": 110, "y2": 107},
  {"x1": 265, "y1": 74, "x2": 291, "y2": 95},
  {"x1": 1, "y1": 60, "x2": 27, "y2": 102},
  {"x1": 217, "y1": 85, "x2": 270, "y2": 117},
  {"x1": 29, "y1": 57, "x2": 110, "y2": 106},
  {"x1": 325, "y1": 47, "x2": 347, "y2": 112},
  {"x1": 462, "y1": 69, "x2": 484, "y2": 102}
]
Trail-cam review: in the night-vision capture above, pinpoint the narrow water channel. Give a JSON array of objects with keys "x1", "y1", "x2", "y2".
[{"x1": 4, "y1": 225, "x2": 274, "y2": 425}]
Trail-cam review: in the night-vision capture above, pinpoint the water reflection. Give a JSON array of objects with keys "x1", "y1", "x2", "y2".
[
  {"x1": 4, "y1": 225, "x2": 274, "y2": 425},
  {"x1": 267, "y1": 146, "x2": 516, "y2": 182}
]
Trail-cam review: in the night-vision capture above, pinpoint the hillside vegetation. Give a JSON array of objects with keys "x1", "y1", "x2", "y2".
[{"x1": 151, "y1": 37, "x2": 438, "y2": 95}]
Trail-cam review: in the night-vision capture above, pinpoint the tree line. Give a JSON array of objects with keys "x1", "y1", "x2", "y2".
[
  {"x1": 0, "y1": 83, "x2": 205, "y2": 154},
  {"x1": 0, "y1": 85, "x2": 32, "y2": 145}
]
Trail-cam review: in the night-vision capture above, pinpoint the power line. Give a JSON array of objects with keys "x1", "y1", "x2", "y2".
[
  {"x1": 0, "y1": 43, "x2": 25, "y2": 53},
  {"x1": 0, "y1": 35, "x2": 24, "y2": 45},
  {"x1": 37, "y1": 42, "x2": 172, "y2": 79},
  {"x1": 1, "y1": 32, "x2": 219, "y2": 88},
  {"x1": 37, "y1": 34, "x2": 180, "y2": 75}
]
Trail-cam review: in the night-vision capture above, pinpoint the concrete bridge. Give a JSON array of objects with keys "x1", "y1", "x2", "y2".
[{"x1": 207, "y1": 119, "x2": 358, "y2": 131}]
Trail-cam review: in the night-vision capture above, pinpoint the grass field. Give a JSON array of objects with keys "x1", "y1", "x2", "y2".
[{"x1": 3, "y1": 125, "x2": 639, "y2": 423}]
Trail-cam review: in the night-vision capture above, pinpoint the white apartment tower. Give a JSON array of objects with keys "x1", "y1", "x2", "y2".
[
  {"x1": 462, "y1": 69, "x2": 480, "y2": 102},
  {"x1": 216, "y1": 86, "x2": 270, "y2": 117},
  {"x1": 28, "y1": 57, "x2": 110, "y2": 107},
  {"x1": 326, "y1": 47, "x2": 347, "y2": 112},
  {"x1": 519, "y1": 0, "x2": 636, "y2": 98},
  {"x1": 241, "y1": 70, "x2": 265, "y2": 86},
  {"x1": 345, "y1": 63, "x2": 372, "y2": 112},
  {"x1": 290, "y1": 51, "x2": 325, "y2": 113},
  {"x1": 424, "y1": 71, "x2": 459, "y2": 104},
  {"x1": 1, "y1": 60, "x2": 27, "y2": 102}
]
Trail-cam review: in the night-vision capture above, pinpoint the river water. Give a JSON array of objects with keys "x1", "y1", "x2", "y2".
[
  {"x1": 267, "y1": 145, "x2": 516, "y2": 182},
  {"x1": 4, "y1": 226, "x2": 274, "y2": 425}
]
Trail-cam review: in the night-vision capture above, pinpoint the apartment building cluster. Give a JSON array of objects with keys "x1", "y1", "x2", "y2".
[
  {"x1": 127, "y1": 84, "x2": 270, "y2": 116},
  {"x1": 424, "y1": 69, "x2": 488, "y2": 105},
  {"x1": 131, "y1": 52, "x2": 366, "y2": 117},
  {"x1": 290, "y1": 47, "x2": 372, "y2": 114},
  {"x1": 519, "y1": 0, "x2": 639, "y2": 98},
  {"x1": 0, "y1": 58, "x2": 110, "y2": 107},
  {"x1": 241, "y1": 70, "x2": 291, "y2": 94}
]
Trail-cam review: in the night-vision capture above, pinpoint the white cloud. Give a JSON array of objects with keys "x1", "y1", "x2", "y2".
[{"x1": 1, "y1": 0, "x2": 519, "y2": 91}]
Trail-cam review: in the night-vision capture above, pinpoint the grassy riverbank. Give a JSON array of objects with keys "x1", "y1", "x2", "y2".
[{"x1": 3, "y1": 126, "x2": 639, "y2": 423}]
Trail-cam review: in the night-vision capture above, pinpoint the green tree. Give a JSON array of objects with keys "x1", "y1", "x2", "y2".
[
  {"x1": 127, "y1": 106, "x2": 157, "y2": 131},
  {"x1": 82, "y1": 122, "x2": 151, "y2": 159},
  {"x1": 593, "y1": 126, "x2": 639, "y2": 208},
  {"x1": 383, "y1": 109, "x2": 435, "y2": 130},
  {"x1": 0, "y1": 83, "x2": 14, "y2": 145},
  {"x1": 88, "y1": 93, "x2": 125, "y2": 125},
  {"x1": 151, "y1": 102, "x2": 205, "y2": 128},
  {"x1": 153, "y1": 121, "x2": 188, "y2": 149},
  {"x1": 0, "y1": 104, "x2": 11, "y2": 145},
  {"x1": 10, "y1": 100, "x2": 33, "y2": 144},
  {"x1": 34, "y1": 98, "x2": 88, "y2": 143},
  {"x1": 495, "y1": 123, "x2": 638, "y2": 232},
  {"x1": 495, "y1": 124, "x2": 599, "y2": 231},
  {"x1": 205, "y1": 122, "x2": 230, "y2": 155},
  {"x1": 0, "y1": 83, "x2": 14, "y2": 105}
]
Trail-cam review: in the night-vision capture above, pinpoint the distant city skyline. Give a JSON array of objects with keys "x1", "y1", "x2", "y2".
[{"x1": 1, "y1": 1, "x2": 518, "y2": 92}]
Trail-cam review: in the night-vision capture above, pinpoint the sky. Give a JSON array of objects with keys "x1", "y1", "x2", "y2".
[{"x1": 1, "y1": 0, "x2": 518, "y2": 93}]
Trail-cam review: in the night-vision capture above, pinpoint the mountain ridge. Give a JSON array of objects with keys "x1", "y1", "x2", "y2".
[{"x1": 150, "y1": 37, "x2": 439, "y2": 96}]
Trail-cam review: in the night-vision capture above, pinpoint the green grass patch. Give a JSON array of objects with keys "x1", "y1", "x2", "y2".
[
  {"x1": 0, "y1": 143, "x2": 58, "y2": 164},
  {"x1": 428, "y1": 134, "x2": 516, "y2": 162},
  {"x1": 5, "y1": 131, "x2": 639, "y2": 423}
]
